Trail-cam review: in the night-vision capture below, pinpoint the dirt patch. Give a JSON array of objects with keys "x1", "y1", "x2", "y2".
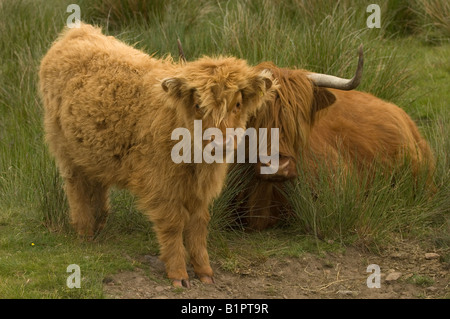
[{"x1": 103, "y1": 241, "x2": 448, "y2": 299}]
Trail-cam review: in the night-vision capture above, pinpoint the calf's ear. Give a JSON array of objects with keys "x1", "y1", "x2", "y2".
[
  {"x1": 310, "y1": 86, "x2": 336, "y2": 123},
  {"x1": 241, "y1": 69, "x2": 275, "y2": 115},
  {"x1": 253, "y1": 69, "x2": 273, "y2": 95},
  {"x1": 161, "y1": 77, "x2": 191, "y2": 99},
  {"x1": 161, "y1": 77, "x2": 196, "y2": 110}
]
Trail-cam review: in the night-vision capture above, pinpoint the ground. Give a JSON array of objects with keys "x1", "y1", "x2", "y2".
[{"x1": 103, "y1": 240, "x2": 449, "y2": 299}]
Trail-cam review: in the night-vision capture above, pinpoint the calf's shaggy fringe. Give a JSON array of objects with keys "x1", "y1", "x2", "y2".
[{"x1": 39, "y1": 23, "x2": 275, "y2": 286}]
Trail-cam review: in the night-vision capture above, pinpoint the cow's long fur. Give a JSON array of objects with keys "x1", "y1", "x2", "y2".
[
  {"x1": 234, "y1": 63, "x2": 434, "y2": 230},
  {"x1": 39, "y1": 24, "x2": 274, "y2": 284}
]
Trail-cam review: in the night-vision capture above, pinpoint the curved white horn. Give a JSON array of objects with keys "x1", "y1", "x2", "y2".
[{"x1": 307, "y1": 44, "x2": 364, "y2": 91}]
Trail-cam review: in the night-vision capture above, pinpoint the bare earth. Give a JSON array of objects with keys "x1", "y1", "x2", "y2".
[{"x1": 103, "y1": 240, "x2": 449, "y2": 299}]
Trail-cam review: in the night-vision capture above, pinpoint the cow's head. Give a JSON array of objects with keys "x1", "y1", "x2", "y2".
[
  {"x1": 251, "y1": 45, "x2": 364, "y2": 181},
  {"x1": 162, "y1": 56, "x2": 275, "y2": 160}
]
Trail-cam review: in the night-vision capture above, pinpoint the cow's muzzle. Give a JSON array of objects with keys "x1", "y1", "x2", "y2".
[{"x1": 256, "y1": 155, "x2": 297, "y2": 181}]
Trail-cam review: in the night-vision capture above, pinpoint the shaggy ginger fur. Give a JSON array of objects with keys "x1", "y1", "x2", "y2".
[
  {"x1": 39, "y1": 24, "x2": 274, "y2": 286},
  {"x1": 233, "y1": 63, "x2": 434, "y2": 230}
]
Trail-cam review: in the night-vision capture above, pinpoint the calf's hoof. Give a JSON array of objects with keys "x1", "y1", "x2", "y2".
[
  {"x1": 198, "y1": 275, "x2": 215, "y2": 285},
  {"x1": 172, "y1": 278, "x2": 191, "y2": 289}
]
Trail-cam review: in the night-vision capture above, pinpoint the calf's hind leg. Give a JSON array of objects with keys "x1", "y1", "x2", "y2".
[{"x1": 63, "y1": 168, "x2": 110, "y2": 238}]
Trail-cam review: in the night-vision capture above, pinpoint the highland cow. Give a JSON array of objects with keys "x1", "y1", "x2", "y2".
[
  {"x1": 233, "y1": 47, "x2": 434, "y2": 230},
  {"x1": 39, "y1": 24, "x2": 274, "y2": 287}
]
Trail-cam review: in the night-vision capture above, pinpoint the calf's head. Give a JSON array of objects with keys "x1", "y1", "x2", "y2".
[{"x1": 162, "y1": 56, "x2": 274, "y2": 159}]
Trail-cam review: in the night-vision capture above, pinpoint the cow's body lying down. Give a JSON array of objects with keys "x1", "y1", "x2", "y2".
[
  {"x1": 233, "y1": 62, "x2": 434, "y2": 231},
  {"x1": 39, "y1": 24, "x2": 274, "y2": 286}
]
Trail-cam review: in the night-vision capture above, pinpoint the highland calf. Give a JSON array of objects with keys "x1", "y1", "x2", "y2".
[
  {"x1": 234, "y1": 47, "x2": 435, "y2": 230},
  {"x1": 39, "y1": 24, "x2": 274, "y2": 287}
]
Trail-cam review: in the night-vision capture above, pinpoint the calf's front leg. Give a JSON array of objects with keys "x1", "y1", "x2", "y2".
[
  {"x1": 147, "y1": 203, "x2": 190, "y2": 288},
  {"x1": 184, "y1": 208, "x2": 214, "y2": 284}
]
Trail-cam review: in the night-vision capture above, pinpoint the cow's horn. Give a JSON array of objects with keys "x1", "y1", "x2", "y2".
[{"x1": 307, "y1": 44, "x2": 363, "y2": 91}]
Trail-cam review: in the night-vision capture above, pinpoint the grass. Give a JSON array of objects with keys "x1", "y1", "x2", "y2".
[
  {"x1": 0, "y1": 205, "x2": 147, "y2": 298},
  {"x1": 0, "y1": 0, "x2": 449, "y2": 298},
  {"x1": 407, "y1": 274, "x2": 435, "y2": 288}
]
